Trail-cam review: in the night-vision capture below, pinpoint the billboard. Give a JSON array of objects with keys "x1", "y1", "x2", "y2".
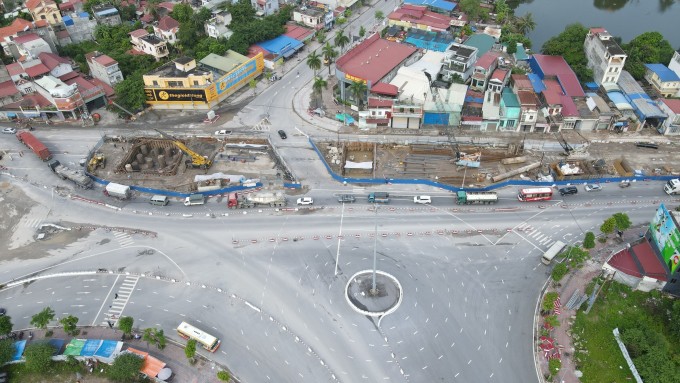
[
  {"x1": 145, "y1": 88, "x2": 208, "y2": 103},
  {"x1": 215, "y1": 54, "x2": 264, "y2": 96},
  {"x1": 649, "y1": 204, "x2": 680, "y2": 273}
]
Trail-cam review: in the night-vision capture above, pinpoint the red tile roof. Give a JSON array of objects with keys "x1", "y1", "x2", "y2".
[
  {"x1": 129, "y1": 29, "x2": 148, "y2": 38},
  {"x1": 336, "y1": 34, "x2": 417, "y2": 85},
  {"x1": 661, "y1": 98, "x2": 680, "y2": 114},
  {"x1": 38, "y1": 52, "x2": 70, "y2": 70},
  {"x1": 542, "y1": 90, "x2": 562, "y2": 105},
  {"x1": 59, "y1": 2, "x2": 75, "y2": 11},
  {"x1": 607, "y1": 239, "x2": 667, "y2": 281},
  {"x1": 560, "y1": 95, "x2": 579, "y2": 117},
  {"x1": 26, "y1": 0, "x2": 55, "y2": 10},
  {"x1": 58, "y1": 71, "x2": 80, "y2": 81},
  {"x1": 388, "y1": 5, "x2": 454, "y2": 32},
  {"x1": 12, "y1": 33, "x2": 41, "y2": 44},
  {"x1": 589, "y1": 27, "x2": 607, "y2": 34},
  {"x1": 512, "y1": 74, "x2": 532, "y2": 90},
  {"x1": 94, "y1": 54, "x2": 116, "y2": 67},
  {"x1": 370, "y1": 82, "x2": 399, "y2": 96},
  {"x1": 247, "y1": 45, "x2": 267, "y2": 58},
  {"x1": 158, "y1": 1, "x2": 176, "y2": 11},
  {"x1": 157, "y1": 16, "x2": 179, "y2": 31},
  {"x1": 368, "y1": 98, "x2": 394, "y2": 108},
  {"x1": 4, "y1": 93, "x2": 52, "y2": 109},
  {"x1": 517, "y1": 90, "x2": 539, "y2": 106},
  {"x1": 25, "y1": 63, "x2": 50, "y2": 77},
  {"x1": 140, "y1": 13, "x2": 155, "y2": 23},
  {"x1": 475, "y1": 51, "x2": 499, "y2": 70},
  {"x1": 532, "y1": 54, "x2": 585, "y2": 97},
  {"x1": 6, "y1": 62, "x2": 24, "y2": 77},
  {"x1": 90, "y1": 77, "x2": 115, "y2": 97},
  {"x1": 491, "y1": 68, "x2": 508, "y2": 82},
  {"x1": 0, "y1": 19, "x2": 34, "y2": 41},
  {"x1": 0, "y1": 80, "x2": 20, "y2": 98},
  {"x1": 34, "y1": 19, "x2": 49, "y2": 28},
  {"x1": 284, "y1": 24, "x2": 314, "y2": 41},
  {"x1": 55, "y1": 29, "x2": 70, "y2": 39}
]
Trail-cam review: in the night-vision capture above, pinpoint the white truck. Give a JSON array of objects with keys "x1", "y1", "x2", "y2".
[
  {"x1": 184, "y1": 193, "x2": 205, "y2": 206},
  {"x1": 104, "y1": 183, "x2": 131, "y2": 199},
  {"x1": 228, "y1": 191, "x2": 286, "y2": 208},
  {"x1": 664, "y1": 179, "x2": 680, "y2": 195}
]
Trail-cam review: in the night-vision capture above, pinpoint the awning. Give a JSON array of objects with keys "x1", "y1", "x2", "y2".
[{"x1": 282, "y1": 48, "x2": 297, "y2": 59}]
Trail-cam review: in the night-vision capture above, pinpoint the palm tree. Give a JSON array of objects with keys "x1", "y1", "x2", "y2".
[
  {"x1": 306, "y1": 51, "x2": 322, "y2": 76},
  {"x1": 334, "y1": 30, "x2": 350, "y2": 54},
  {"x1": 348, "y1": 80, "x2": 368, "y2": 110},
  {"x1": 322, "y1": 42, "x2": 338, "y2": 76},
  {"x1": 514, "y1": 13, "x2": 536, "y2": 36},
  {"x1": 312, "y1": 76, "x2": 328, "y2": 109}
]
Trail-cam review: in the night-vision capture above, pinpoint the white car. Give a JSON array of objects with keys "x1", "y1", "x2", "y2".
[
  {"x1": 297, "y1": 197, "x2": 314, "y2": 206},
  {"x1": 214, "y1": 129, "x2": 232, "y2": 136},
  {"x1": 584, "y1": 184, "x2": 602, "y2": 192},
  {"x1": 2, "y1": 127, "x2": 16, "y2": 134},
  {"x1": 413, "y1": 195, "x2": 432, "y2": 204}
]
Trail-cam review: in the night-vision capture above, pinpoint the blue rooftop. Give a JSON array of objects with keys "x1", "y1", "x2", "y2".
[
  {"x1": 527, "y1": 73, "x2": 545, "y2": 93},
  {"x1": 404, "y1": 0, "x2": 456, "y2": 12},
  {"x1": 257, "y1": 35, "x2": 303, "y2": 57},
  {"x1": 644, "y1": 63, "x2": 680, "y2": 82}
]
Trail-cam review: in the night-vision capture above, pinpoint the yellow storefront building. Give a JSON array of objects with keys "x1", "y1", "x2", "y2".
[{"x1": 143, "y1": 51, "x2": 264, "y2": 110}]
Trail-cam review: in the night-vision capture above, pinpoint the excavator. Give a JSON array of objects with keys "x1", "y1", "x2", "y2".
[
  {"x1": 154, "y1": 129, "x2": 213, "y2": 169},
  {"x1": 87, "y1": 153, "x2": 106, "y2": 173}
]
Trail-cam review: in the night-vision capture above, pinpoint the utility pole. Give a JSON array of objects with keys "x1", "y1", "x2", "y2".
[{"x1": 371, "y1": 203, "x2": 379, "y2": 295}]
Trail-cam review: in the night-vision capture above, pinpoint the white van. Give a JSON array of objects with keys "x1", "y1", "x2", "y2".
[
  {"x1": 414, "y1": 195, "x2": 432, "y2": 204},
  {"x1": 149, "y1": 195, "x2": 169, "y2": 206},
  {"x1": 542, "y1": 241, "x2": 567, "y2": 265}
]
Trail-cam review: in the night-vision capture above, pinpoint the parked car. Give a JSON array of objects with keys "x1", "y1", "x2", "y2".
[
  {"x1": 2, "y1": 127, "x2": 16, "y2": 134},
  {"x1": 337, "y1": 194, "x2": 356, "y2": 203},
  {"x1": 297, "y1": 197, "x2": 313, "y2": 205},
  {"x1": 559, "y1": 186, "x2": 578, "y2": 196},
  {"x1": 619, "y1": 181, "x2": 631, "y2": 188},
  {"x1": 214, "y1": 129, "x2": 232, "y2": 136},
  {"x1": 278, "y1": 130, "x2": 287, "y2": 139},
  {"x1": 584, "y1": 184, "x2": 602, "y2": 192},
  {"x1": 413, "y1": 195, "x2": 432, "y2": 204}
]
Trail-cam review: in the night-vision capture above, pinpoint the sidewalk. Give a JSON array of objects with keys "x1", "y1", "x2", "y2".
[{"x1": 26, "y1": 326, "x2": 227, "y2": 383}]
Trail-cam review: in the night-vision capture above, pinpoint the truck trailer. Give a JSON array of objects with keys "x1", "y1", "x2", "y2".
[
  {"x1": 456, "y1": 191, "x2": 498, "y2": 205},
  {"x1": 16, "y1": 131, "x2": 52, "y2": 161},
  {"x1": 184, "y1": 193, "x2": 205, "y2": 206},
  {"x1": 227, "y1": 191, "x2": 286, "y2": 208},
  {"x1": 104, "y1": 183, "x2": 131, "y2": 199},
  {"x1": 664, "y1": 179, "x2": 680, "y2": 195},
  {"x1": 367, "y1": 192, "x2": 390, "y2": 204},
  {"x1": 47, "y1": 159, "x2": 93, "y2": 189}
]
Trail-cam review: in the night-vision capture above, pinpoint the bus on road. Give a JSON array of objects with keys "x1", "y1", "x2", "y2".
[
  {"x1": 518, "y1": 187, "x2": 553, "y2": 202},
  {"x1": 542, "y1": 241, "x2": 567, "y2": 265},
  {"x1": 177, "y1": 321, "x2": 221, "y2": 352}
]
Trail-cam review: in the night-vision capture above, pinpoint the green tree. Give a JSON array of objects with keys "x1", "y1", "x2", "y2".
[
  {"x1": 59, "y1": 315, "x2": 79, "y2": 336},
  {"x1": 30, "y1": 307, "x2": 55, "y2": 330},
  {"x1": 541, "y1": 23, "x2": 593, "y2": 81},
  {"x1": 156, "y1": 329, "x2": 166, "y2": 350},
  {"x1": 217, "y1": 370, "x2": 231, "y2": 381},
  {"x1": 334, "y1": 30, "x2": 350, "y2": 54},
  {"x1": 24, "y1": 343, "x2": 56, "y2": 372},
  {"x1": 551, "y1": 262, "x2": 568, "y2": 282},
  {"x1": 494, "y1": 0, "x2": 510, "y2": 23},
  {"x1": 583, "y1": 232, "x2": 596, "y2": 249},
  {"x1": 513, "y1": 12, "x2": 536, "y2": 35},
  {"x1": 459, "y1": 0, "x2": 482, "y2": 21},
  {"x1": 612, "y1": 212, "x2": 632, "y2": 231},
  {"x1": 143, "y1": 327, "x2": 156, "y2": 350},
  {"x1": 311, "y1": 76, "x2": 328, "y2": 109},
  {"x1": 0, "y1": 315, "x2": 12, "y2": 335},
  {"x1": 108, "y1": 353, "x2": 144, "y2": 383},
  {"x1": 170, "y1": 2, "x2": 194, "y2": 24},
  {"x1": 349, "y1": 80, "x2": 368, "y2": 110},
  {"x1": 118, "y1": 316, "x2": 134, "y2": 338},
  {"x1": 359, "y1": 26, "x2": 366, "y2": 38},
  {"x1": 306, "y1": 51, "x2": 322, "y2": 75},
  {"x1": 374, "y1": 10, "x2": 384, "y2": 21},
  {"x1": 316, "y1": 29, "x2": 326, "y2": 43},
  {"x1": 185, "y1": 338, "x2": 197, "y2": 364},
  {"x1": 114, "y1": 73, "x2": 147, "y2": 113},
  {"x1": 321, "y1": 42, "x2": 337, "y2": 76},
  {"x1": 542, "y1": 292, "x2": 559, "y2": 312},
  {"x1": 249, "y1": 78, "x2": 258, "y2": 96},
  {"x1": 600, "y1": 217, "x2": 616, "y2": 235},
  {"x1": 623, "y1": 32, "x2": 675, "y2": 80},
  {"x1": 0, "y1": 339, "x2": 14, "y2": 366}
]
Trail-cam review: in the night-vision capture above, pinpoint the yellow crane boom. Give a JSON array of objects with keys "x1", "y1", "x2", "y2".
[{"x1": 154, "y1": 129, "x2": 212, "y2": 169}]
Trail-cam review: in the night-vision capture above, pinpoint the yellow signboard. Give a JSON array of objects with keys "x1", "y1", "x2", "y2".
[{"x1": 345, "y1": 74, "x2": 366, "y2": 84}]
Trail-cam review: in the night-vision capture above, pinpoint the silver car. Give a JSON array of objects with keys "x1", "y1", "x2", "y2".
[{"x1": 584, "y1": 184, "x2": 602, "y2": 192}]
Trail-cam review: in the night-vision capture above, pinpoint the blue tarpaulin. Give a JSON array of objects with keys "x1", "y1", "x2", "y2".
[
  {"x1": 81, "y1": 339, "x2": 103, "y2": 356},
  {"x1": 12, "y1": 340, "x2": 26, "y2": 361},
  {"x1": 404, "y1": 0, "x2": 456, "y2": 12},
  {"x1": 585, "y1": 82, "x2": 599, "y2": 89},
  {"x1": 257, "y1": 35, "x2": 303, "y2": 56},
  {"x1": 48, "y1": 339, "x2": 66, "y2": 354},
  {"x1": 94, "y1": 340, "x2": 119, "y2": 358},
  {"x1": 528, "y1": 73, "x2": 546, "y2": 93}
]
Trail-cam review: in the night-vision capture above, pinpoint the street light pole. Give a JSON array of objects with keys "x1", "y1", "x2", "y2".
[
  {"x1": 334, "y1": 201, "x2": 346, "y2": 276},
  {"x1": 371, "y1": 203, "x2": 379, "y2": 294}
]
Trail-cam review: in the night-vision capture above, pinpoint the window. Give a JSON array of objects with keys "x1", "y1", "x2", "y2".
[
  {"x1": 193, "y1": 81, "x2": 199, "y2": 86},
  {"x1": 506, "y1": 120, "x2": 515, "y2": 127},
  {"x1": 167, "y1": 81, "x2": 183, "y2": 87},
  {"x1": 152, "y1": 80, "x2": 158, "y2": 86}
]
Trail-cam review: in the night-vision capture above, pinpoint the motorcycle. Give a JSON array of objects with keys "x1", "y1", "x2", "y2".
[{"x1": 29, "y1": 331, "x2": 33, "y2": 340}]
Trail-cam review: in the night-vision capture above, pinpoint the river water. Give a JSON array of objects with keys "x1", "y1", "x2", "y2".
[{"x1": 512, "y1": 0, "x2": 680, "y2": 51}]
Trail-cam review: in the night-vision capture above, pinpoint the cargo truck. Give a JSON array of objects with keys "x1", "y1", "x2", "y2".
[
  {"x1": 456, "y1": 191, "x2": 498, "y2": 205},
  {"x1": 227, "y1": 191, "x2": 286, "y2": 208},
  {"x1": 664, "y1": 179, "x2": 680, "y2": 195},
  {"x1": 367, "y1": 192, "x2": 390, "y2": 204},
  {"x1": 184, "y1": 193, "x2": 205, "y2": 206},
  {"x1": 104, "y1": 183, "x2": 131, "y2": 199},
  {"x1": 47, "y1": 159, "x2": 93, "y2": 189},
  {"x1": 16, "y1": 131, "x2": 51, "y2": 161}
]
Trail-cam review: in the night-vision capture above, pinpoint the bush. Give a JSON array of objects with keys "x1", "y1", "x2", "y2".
[
  {"x1": 542, "y1": 292, "x2": 559, "y2": 312},
  {"x1": 583, "y1": 232, "x2": 595, "y2": 249},
  {"x1": 545, "y1": 315, "x2": 560, "y2": 328},
  {"x1": 551, "y1": 263, "x2": 569, "y2": 282},
  {"x1": 24, "y1": 343, "x2": 56, "y2": 372},
  {"x1": 108, "y1": 353, "x2": 144, "y2": 382},
  {"x1": 217, "y1": 370, "x2": 231, "y2": 381},
  {"x1": 548, "y1": 358, "x2": 562, "y2": 373}
]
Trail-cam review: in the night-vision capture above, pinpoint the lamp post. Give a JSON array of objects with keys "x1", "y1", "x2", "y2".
[{"x1": 371, "y1": 203, "x2": 379, "y2": 295}]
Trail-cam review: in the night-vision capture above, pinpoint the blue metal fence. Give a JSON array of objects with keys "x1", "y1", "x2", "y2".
[{"x1": 89, "y1": 174, "x2": 262, "y2": 198}]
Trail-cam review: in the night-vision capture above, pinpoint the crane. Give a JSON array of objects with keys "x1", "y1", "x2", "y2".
[
  {"x1": 554, "y1": 132, "x2": 573, "y2": 156},
  {"x1": 154, "y1": 129, "x2": 212, "y2": 169}
]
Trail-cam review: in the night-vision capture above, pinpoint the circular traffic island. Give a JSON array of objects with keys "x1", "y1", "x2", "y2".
[{"x1": 345, "y1": 270, "x2": 402, "y2": 318}]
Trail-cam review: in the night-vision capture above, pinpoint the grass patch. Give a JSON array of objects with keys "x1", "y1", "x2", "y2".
[
  {"x1": 572, "y1": 282, "x2": 680, "y2": 383},
  {"x1": 4, "y1": 358, "x2": 112, "y2": 383}
]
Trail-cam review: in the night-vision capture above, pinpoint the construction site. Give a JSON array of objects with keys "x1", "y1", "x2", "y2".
[
  {"x1": 319, "y1": 134, "x2": 680, "y2": 187},
  {"x1": 88, "y1": 131, "x2": 291, "y2": 193}
]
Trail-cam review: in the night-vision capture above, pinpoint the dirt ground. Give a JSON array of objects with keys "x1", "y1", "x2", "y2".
[{"x1": 89, "y1": 136, "x2": 285, "y2": 193}]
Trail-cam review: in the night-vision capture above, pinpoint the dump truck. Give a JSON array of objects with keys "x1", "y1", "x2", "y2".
[
  {"x1": 367, "y1": 192, "x2": 390, "y2": 204},
  {"x1": 456, "y1": 191, "x2": 498, "y2": 205},
  {"x1": 104, "y1": 182, "x2": 131, "y2": 199},
  {"x1": 47, "y1": 159, "x2": 93, "y2": 189},
  {"x1": 16, "y1": 131, "x2": 51, "y2": 161},
  {"x1": 184, "y1": 193, "x2": 205, "y2": 206},
  {"x1": 227, "y1": 191, "x2": 286, "y2": 208}
]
